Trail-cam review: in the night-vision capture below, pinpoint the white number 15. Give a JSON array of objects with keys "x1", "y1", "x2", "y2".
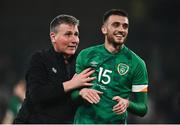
[{"x1": 98, "y1": 67, "x2": 112, "y2": 84}]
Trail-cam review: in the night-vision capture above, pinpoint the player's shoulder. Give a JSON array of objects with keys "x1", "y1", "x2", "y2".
[
  {"x1": 124, "y1": 46, "x2": 145, "y2": 64},
  {"x1": 82, "y1": 44, "x2": 103, "y2": 51},
  {"x1": 79, "y1": 44, "x2": 103, "y2": 54}
]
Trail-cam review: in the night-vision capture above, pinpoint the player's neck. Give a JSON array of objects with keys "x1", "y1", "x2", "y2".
[{"x1": 104, "y1": 42, "x2": 123, "y2": 54}]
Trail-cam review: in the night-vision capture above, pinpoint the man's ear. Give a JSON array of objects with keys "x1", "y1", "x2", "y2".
[
  {"x1": 50, "y1": 32, "x2": 56, "y2": 43},
  {"x1": 101, "y1": 25, "x2": 107, "y2": 34}
]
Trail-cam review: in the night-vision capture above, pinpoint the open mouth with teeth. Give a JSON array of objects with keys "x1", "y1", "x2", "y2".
[
  {"x1": 115, "y1": 34, "x2": 124, "y2": 39},
  {"x1": 115, "y1": 34, "x2": 123, "y2": 37},
  {"x1": 114, "y1": 32, "x2": 126, "y2": 40}
]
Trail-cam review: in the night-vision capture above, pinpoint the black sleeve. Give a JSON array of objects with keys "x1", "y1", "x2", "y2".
[{"x1": 26, "y1": 52, "x2": 67, "y2": 105}]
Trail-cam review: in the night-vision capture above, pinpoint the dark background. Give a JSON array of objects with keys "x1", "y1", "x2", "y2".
[{"x1": 0, "y1": 0, "x2": 180, "y2": 123}]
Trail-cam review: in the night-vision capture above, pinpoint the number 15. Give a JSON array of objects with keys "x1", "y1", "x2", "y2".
[{"x1": 98, "y1": 67, "x2": 112, "y2": 84}]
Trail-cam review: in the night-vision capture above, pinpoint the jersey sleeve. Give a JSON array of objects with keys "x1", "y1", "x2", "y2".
[
  {"x1": 128, "y1": 59, "x2": 149, "y2": 116},
  {"x1": 127, "y1": 93, "x2": 148, "y2": 116},
  {"x1": 132, "y1": 60, "x2": 148, "y2": 92}
]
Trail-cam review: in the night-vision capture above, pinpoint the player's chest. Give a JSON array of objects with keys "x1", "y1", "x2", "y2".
[{"x1": 87, "y1": 55, "x2": 132, "y2": 87}]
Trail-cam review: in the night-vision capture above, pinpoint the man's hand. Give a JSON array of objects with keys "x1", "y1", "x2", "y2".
[
  {"x1": 63, "y1": 68, "x2": 96, "y2": 92},
  {"x1": 112, "y1": 96, "x2": 129, "y2": 115},
  {"x1": 79, "y1": 88, "x2": 103, "y2": 104}
]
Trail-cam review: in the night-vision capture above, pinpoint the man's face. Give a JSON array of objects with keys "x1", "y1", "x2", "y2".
[
  {"x1": 50, "y1": 23, "x2": 79, "y2": 57},
  {"x1": 102, "y1": 15, "x2": 129, "y2": 46}
]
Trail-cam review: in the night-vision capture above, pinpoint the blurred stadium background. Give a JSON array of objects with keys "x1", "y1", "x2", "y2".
[{"x1": 0, "y1": 0, "x2": 180, "y2": 123}]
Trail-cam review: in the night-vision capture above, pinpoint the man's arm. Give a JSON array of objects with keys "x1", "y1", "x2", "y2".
[
  {"x1": 63, "y1": 68, "x2": 95, "y2": 92},
  {"x1": 127, "y1": 59, "x2": 148, "y2": 116},
  {"x1": 27, "y1": 52, "x2": 95, "y2": 105},
  {"x1": 71, "y1": 88, "x2": 103, "y2": 105},
  {"x1": 127, "y1": 92, "x2": 148, "y2": 116},
  {"x1": 112, "y1": 92, "x2": 147, "y2": 117},
  {"x1": 26, "y1": 52, "x2": 65, "y2": 105}
]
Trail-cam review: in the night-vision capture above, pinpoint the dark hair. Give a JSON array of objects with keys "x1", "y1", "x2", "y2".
[
  {"x1": 103, "y1": 9, "x2": 128, "y2": 24},
  {"x1": 50, "y1": 14, "x2": 79, "y2": 33}
]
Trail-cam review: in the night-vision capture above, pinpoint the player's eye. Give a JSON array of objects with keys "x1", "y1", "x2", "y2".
[
  {"x1": 122, "y1": 23, "x2": 129, "y2": 29},
  {"x1": 112, "y1": 22, "x2": 120, "y2": 28}
]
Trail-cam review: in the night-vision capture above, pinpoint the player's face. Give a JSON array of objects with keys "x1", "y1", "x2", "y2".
[
  {"x1": 50, "y1": 24, "x2": 79, "y2": 58},
  {"x1": 102, "y1": 15, "x2": 129, "y2": 46}
]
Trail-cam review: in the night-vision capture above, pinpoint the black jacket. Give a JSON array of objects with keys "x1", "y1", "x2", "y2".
[{"x1": 14, "y1": 47, "x2": 77, "y2": 123}]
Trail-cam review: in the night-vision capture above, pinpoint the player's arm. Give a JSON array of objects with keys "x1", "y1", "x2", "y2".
[
  {"x1": 128, "y1": 59, "x2": 149, "y2": 116},
  {"x1": 112, "y1": 91, "x2": 147, "y2": 116},
  {"x1": 127, "y1": 92, "x2": 148, "y2": 116},
  {"x1": 113, "y1": 56, "x2": 149, "y2": 117}
]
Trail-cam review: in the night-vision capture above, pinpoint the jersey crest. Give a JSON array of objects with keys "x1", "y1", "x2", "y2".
[{"x1": 117, "y1": 63, "x2": 129, "y2": 75}]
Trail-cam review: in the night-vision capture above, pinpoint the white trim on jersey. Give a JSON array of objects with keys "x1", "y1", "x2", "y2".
[{"x1": 132, "y1": 85, "x2": 148, "y2": 92}]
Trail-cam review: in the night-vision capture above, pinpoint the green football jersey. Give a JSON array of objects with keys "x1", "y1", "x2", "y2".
[
  {"x1": 8, "y1": 96, "x2": 22, "y2": 117},
  {"x1": 73, "y1": 44, "x2": 148, "y2": 124}
]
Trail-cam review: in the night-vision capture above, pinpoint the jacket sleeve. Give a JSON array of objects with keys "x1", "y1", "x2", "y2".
[{"x1": 26, "y1": 52, "x2": 67, "y2": 105}]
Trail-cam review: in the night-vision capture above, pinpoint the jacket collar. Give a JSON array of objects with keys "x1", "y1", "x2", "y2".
[{"x1": 50, "y1": 47, "x2": 77, "y2": 63}]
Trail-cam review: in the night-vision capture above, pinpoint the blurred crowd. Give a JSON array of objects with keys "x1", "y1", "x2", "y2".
[{"x1": 0, "y1": 79, "x2": 25, "y2": 124}]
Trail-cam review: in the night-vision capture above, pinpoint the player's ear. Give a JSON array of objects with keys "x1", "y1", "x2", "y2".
[
  {"x1": 101, "y1": 24, "x2": 107, "y2": 34},
  {"x1": 50, "y1": 32, "x2": 56, "y2": 43}
]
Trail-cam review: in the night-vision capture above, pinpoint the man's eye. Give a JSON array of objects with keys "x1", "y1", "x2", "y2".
[
  {"x1": 112, "y1": 22, "x2": 119, "y2": 27},
  {"x1": 123, "y1": 24, "x2": 128, "y2": 29},
  {"x1": 65, "y1": 33, "x2": 72, "y2": 36},
  {"x1": 75, "y1": 33, "x2": 79, "y2": 36}
]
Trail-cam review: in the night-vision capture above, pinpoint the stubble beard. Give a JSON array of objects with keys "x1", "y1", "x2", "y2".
[{"x1": 107, "y1": 34, "x2": 127, "y2": 49}]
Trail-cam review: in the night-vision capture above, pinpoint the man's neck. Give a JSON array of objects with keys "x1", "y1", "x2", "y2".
[{"x1": 104, "y1": 42, "x2": 124, "y2": 54}]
